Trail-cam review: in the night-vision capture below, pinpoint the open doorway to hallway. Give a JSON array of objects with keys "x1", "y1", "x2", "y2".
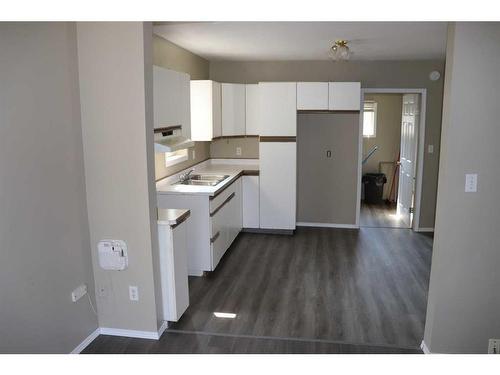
[{"x1": 359, "y1": 90, "x2": 425, "y2": 230}]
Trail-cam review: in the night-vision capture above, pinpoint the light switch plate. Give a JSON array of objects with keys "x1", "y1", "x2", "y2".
[
  {"x1": 428, "y1": 145, "x2": 434, "y2": 154},
  {"x1": 71, "y1": 284, "x2": 88, "y2": 302},
  {"x1": 488, "y1": 339, "x2": 500, "y2": 354},
  {"x1": 192, "y1": 149, "x2": 196, "y2": 159},
  {"x1": 465, "y1": 173, "x2": 478, "y2": 192},
  {"x1": 129, "y1": 286, "x2": 139, "y2": 301},
  {"x1": 236, "y1": 147, "x2": 242, "y2": 156}
]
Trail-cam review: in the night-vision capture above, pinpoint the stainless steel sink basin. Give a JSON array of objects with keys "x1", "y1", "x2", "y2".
[{"x1": 174, "y1": 174, "x2": 230, "y2": 187}]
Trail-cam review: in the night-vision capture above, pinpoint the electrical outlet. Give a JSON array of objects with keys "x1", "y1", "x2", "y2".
[
  {"x1": 488, "y1": 339, "x2": 500, "y2": 354},
  {"x1": 236, "y1": 147, "x2": 242, "y2": 156},
  {"x1": 192, "y1": 149, "x2": 196, "y2": 160},
  {"x1": 428, "y1": 144, "x2": 434, "y2": 154},
  {"x1": 129, "y1": 286, "x2": 139, "y2": 301},
  {"x1": 465, "y1": 173, "x2": 478, "y2": 192},
  {"x1": 71, "y1": 284, "x2": 88, "y2": 302}
]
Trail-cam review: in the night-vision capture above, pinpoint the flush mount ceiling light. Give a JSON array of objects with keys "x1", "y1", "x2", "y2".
[{"x1": 331, "y1": 40, "x2": 351, "y2": 61}]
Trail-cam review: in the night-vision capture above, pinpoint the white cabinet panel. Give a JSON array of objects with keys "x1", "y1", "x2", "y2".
[
  {"x1": 242, "y1": 175, "x2": 259, "y2": 228},
  {"x1": 154, "y1": 66, "x2": 187, "y2": 130},
  {"x1": 222, "y1": 83, "x2": 246, "y2": 136},
  {"x1": 259, "y1": 142, "x2": 296, "y2": 230},
  {"x1": 158, "y1": 220, "x2": 189, "y2": 322},
  {"x1": 297, "y1": 82, "x2": 329, "y2": 110},
  {"x1": 259, "y1": 82, "x2": 297, "y2": 136},
  {"x1": 245, "y1": 84, "x2": 260, "y2": 135},
  {"x1": 328, "y1": 82, "x2": 361, "y2": 111},
  {"x1": 190, "y1": 80, "x2": 222, "y2": 141},
  {"x1": 179, "y1": 72, "x2": 191, "y2": 139}
]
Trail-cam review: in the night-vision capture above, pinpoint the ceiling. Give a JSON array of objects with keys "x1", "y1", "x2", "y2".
[{"x1": 153, "y1": 22, "x2": 448, "y2": 62}]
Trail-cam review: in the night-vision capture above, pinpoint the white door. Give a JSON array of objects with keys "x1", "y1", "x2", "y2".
[{"x1": 397, "y1": 94, "x2": 420, "y2": 227}]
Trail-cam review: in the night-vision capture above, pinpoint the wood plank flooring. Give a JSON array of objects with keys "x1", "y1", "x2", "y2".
[
  {"x1": 360, "y1": 202, "x2": 408, "y2": 228},
  {"x1": 83, "y1": 226, "x2": 433, "y2": 354},
  {"x1": 83, "y1": 331, "x2": 421, "y2": 354}
]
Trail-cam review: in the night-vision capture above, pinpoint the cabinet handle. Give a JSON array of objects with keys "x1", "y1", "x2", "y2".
[
  {"x1": 210, "y1": 192, "x2": 236, "y2": 217},
  {"x1": 210, "y1": 231, "x2": 220, "y2": 243}
]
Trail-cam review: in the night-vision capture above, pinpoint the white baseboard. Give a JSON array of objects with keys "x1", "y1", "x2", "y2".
[
  {"x1": 297, "y1": 222, "x2": 359, "y2": 229},
  {"x1": 158, "y1": 320, "x2": 169, "y2": 338},
  {"x1": 70, "y1": 328, "x2": 100, "y2": 354},
  {"x1": 70, "y1": 321, "x2": 171, "y2": 353},
  {"x1": 420, "y1": 340, "x2": 431, "y2": 354},
  {"x1": 99, "y1": 327, "x2": 160, "y2": 340},
  {"x1": 416, "y1": 227, "x2": 434, "y2": 233},
  {"x1": 188, "y1": 269, "x2": 204, "y2": 277}
]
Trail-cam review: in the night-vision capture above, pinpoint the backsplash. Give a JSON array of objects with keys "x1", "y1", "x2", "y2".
[
  {"x1": 210, "y1": 136, "x2": 259, "y2": 159},
  {"x1": 155, "y1": 141, "x2": 210, "y2": 181}
]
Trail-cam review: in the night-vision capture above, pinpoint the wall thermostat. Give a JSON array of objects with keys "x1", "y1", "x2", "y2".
[
  {"x1": 98, "y1": 240, "x2": 128, "y2": 271},
  {"x1": 429, "y1": 71, "x2": 441, "y2": 81}
]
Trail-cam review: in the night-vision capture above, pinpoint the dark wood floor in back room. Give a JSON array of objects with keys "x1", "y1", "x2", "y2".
[{"x1": 84, "y1": 226, "x2": 433, "y2": 354}]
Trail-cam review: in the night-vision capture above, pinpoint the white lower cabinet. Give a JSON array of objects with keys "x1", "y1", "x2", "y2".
[
  {"x1": 259, "y1": 142, "x2": 296, "y2": 230},
  {"x1": 210, "y1": 178, "x2": 242, "y2": 269},
  {"x1": 157, "y1": 177, "x2": 243, "y2": 276},
  {"x1": 242, "y1": 175, "x2": 260, "y2": 228},
  {"x1": 158, "y1": 218, "x2": 189, "y2": 322}
]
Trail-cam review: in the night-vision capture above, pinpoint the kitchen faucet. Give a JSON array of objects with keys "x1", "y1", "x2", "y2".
[{"x1": 179, "y1": 168, "x2": 195, "y2": 182}]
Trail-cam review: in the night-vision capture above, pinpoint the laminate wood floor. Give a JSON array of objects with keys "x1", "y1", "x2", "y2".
[
  {"x1": 360, "y1": 202, "x2": 408, "y2": 228},
  {"x1": 169, "y1": 227, "x2": 432, "y2": 349},
  {"x1": 83, "y1": 226, "x2": 432, "y2": 354},
  {"x1": 83, "y1": 331, "x2": 421, "y2": 354}
]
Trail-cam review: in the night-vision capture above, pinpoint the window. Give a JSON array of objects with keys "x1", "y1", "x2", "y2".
[
  {"x1": 165, "y1": 149, "x2": 189, "y2": 167},
  {"x1": 363, "y1": 101, "x2": 377, "y2": 138}
]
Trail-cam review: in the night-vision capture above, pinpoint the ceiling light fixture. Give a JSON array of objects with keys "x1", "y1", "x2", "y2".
[{"x1": 331, "y1": 40, "x2": 351, "y2": 62}]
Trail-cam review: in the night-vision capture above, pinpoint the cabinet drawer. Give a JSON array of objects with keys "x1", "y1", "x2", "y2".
[
  {"x1": 210, "y1": 177, "x2": 241, "y2": 212},
  {"x1": 210, "y1": 230, "x2": 225, "y2": 270}
]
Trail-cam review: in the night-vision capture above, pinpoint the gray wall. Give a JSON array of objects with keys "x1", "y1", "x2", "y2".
[
  {"x1": 77, "y1": 22, "x2": 161, "y2": 333},
  {"x1": 210, "y1": 59, "x2": 444, "y2": 228},
  {"x1": 297, "y1": 113, "x2": 359, "y2": 225},
  {"x1": 363, "y1": 94, "x2": 403, "y2": 200},
  {"x1": 0, "y1": 23, "x2": 98, "y2": 353},
  {"x1": 210, "y1": 137, "x2": 259, "y2": 159},
  {"x1": 424, "y1": 22, "x2": 500, "y2": 353}
]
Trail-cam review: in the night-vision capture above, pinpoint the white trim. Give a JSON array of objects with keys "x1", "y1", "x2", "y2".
[
  {"x1": 421, "y1": 340, "x2": 431, "y2": 354},
  {"x1": 158, "y1": 320, "x2": 169, "y2": 338},
  {"x1": 415, "y1": 227, "x2": 434, "y2": 233},
  {"x1": 188, "y1": 269, "x2": 204, "y2": 277},
  {"x1": 70, "y1": 328, "x2": 100, "y2": 354},
  {"x1": 358, "y1": 88, "x2": 428, "y2": 232},
  {"x1": 99, "y1": 327, "x2": 160, "y2": 340},
  {"x1": 297, "y1": 222, "x2": 359, "y2": 229}
]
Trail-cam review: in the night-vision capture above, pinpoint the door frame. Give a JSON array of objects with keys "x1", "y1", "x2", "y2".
[{"x1": 355, "y1": 88, "x2": 427, "y2": 231}]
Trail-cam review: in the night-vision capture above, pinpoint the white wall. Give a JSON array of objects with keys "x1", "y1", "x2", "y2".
[
  {"x1": 424, "y1": 22, "x2": 500, "y2": 353},
  {"x1": 77, "y1": 22, "x2": 162, "y2": 333},
  {"x1": 0, "y1": 23, "x2": 98, "y2": 353}
]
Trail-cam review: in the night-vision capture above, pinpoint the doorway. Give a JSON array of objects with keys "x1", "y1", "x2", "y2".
[{"x1": 356, "y1": 89, "x2": 426, "y2": 230}]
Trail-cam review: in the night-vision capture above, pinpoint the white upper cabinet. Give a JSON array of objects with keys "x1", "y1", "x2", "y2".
[
  {"x1": 222, "y1": 83, "x2": 246, "y2": 136},
  {"x1": 297, "y1": 82, "x2": 329, "y2": 110},
  {"x1": 328, "y1": 82, "x2": 361, "y2": 111},
  {"x1": 190, "y1": 80, "x2": 222, "y2": 141},
  {"x1": 259, "y1": 82, "x2": 297, "y2": 136},
  {"x1": 153, "y1": 66, "x2": 191, "y2": 137},
  {"x1": 245, "y1": 84, "x2": 260, "y2": 136}
]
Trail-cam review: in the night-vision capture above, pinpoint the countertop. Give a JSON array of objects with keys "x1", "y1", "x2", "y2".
[
  {"x1": 156, "y1": 159, "x2": 259, "y2": 197},
  {"x1": 157, "y1": 208, "x2": 190, "y2": 227}
]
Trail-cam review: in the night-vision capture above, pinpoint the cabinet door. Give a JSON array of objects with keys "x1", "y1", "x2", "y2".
[
  {"x1": 153, "y1": 65, "x2": 181, "y2": 129},
  {"x1": 328, "y1": 82, "x2": 361, "y2": 111},
  {"x1": 259, "y1": 82, "x2": 297, "y2": 136},
  {"x1": 171, "y1": 223, "x2": 189, "y2": 321},
  {"x1": 190, "y1": 80, "x2": 214, "y2": 141},
  {"x1": 259, "y1": 142, "x2": 296, "y2": 230},
  {"x1": 179, "y1": 72, "x2": 191, "y2": 139},
  {"x1": 245, "y1": 84, "x2": 260, "y2": 135},
  {"x1": 222, "y1": 83, "x2": 246, "y2": 136},
  {"x1": 212, "y1": 81, "x2": 222, "y2": 138},
  {"x1": 242, "y1": 176, "x2": 260, "y2": 228},
  {"x1": 297, "y1": 82, "x2": 329, "y2": 110}
]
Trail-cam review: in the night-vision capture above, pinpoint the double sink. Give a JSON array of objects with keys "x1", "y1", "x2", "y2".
[{"x1": 174, "y1": 174, "x2": 230, "y2": 187}]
